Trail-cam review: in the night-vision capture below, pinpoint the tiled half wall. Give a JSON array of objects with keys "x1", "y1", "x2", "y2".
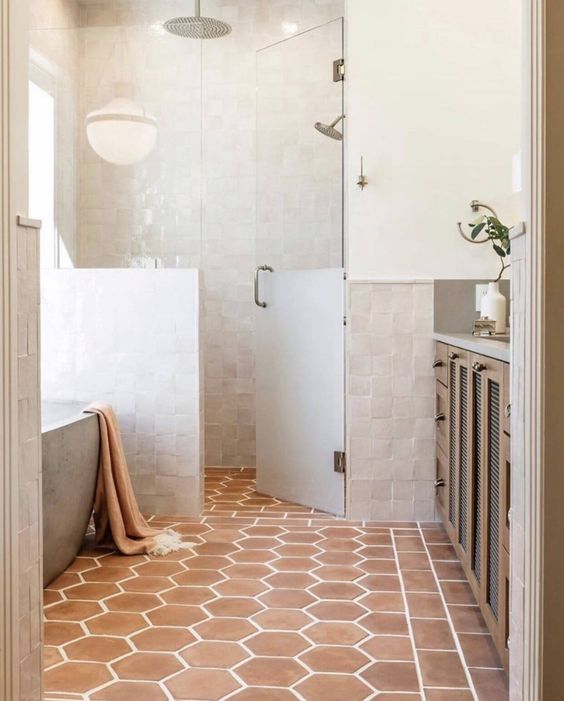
[
  {"x1": 41, "y1": 269, "x2": 204, "y2": 516},
  {"x1": 347, "y1": 281, "x2": 436, "y2": 522}
]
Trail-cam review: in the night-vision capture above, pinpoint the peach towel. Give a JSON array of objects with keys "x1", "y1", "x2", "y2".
[{"x1": 86, "y1": 402, "x2": 189, "y2": 556}]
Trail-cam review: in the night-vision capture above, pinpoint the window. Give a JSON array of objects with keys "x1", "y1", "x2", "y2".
[{"x1": 29, "y1": 78, "x2": 56, "y2": 268}]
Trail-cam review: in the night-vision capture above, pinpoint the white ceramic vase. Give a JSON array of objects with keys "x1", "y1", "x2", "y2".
[{"x1": 481, "y1": 282, "x2": 507, "y2": 334}]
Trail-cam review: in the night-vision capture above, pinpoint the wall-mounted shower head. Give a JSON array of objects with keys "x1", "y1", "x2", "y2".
[
  {"x1": 314, "y1": 115, "x2": 344, "y2": 141},
  {"x1": 164, "y1": 0, "x2": 232, "y2": 39}
]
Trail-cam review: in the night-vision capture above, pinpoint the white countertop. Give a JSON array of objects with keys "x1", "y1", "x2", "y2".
[{"x1": 433, "y1": 332, "x2": 510, "y2": 363}]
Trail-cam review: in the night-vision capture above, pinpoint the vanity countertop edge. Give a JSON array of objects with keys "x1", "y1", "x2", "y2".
[{"x1": 433, "y1": 332, "x2": 510, "y2": 363}]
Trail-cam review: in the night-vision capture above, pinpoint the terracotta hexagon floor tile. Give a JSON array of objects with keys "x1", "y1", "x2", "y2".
[
  {"x1": 235, "y1": 537, "x2": 281, "y2": 550},
  {"x1": 213, "y1": 578, "x2": 269, "y2": 597},
  {"x1": 362, "y1": 661, "x2": 420, "y2": 692},
  {"x1": 161, "y1": 586, "x2": 215, "y2": 605},
  {"x1": 192, "y1": 542, "x2": 240, "y2": 556},
  {"x1": 90, "y1": 681, "x2": 168, "y2": 700},
  {"x1": 300, "y1": 645, "x2": 370, "y2": 673},
  {"x1": 112, "y1": 652, "x2": 183, "y2": 681},
  {"x1": 44, "y1": 662, "x2": 112, "y2": 694},
  {"x1": 401, "y1": 570, "x2": 439, "y2": 593},
  {"x1": 265, "y1": 572, "x2": 318, "y2": 589},
  {"x1": 231, "y1": 549, "x2": 277, "y2": 564},
  {"x1": 195, "y1": 617, "x2": 258, "y2": 641},
  {"x1": 275, "y1": 544, "x2": 321, "y2": 557},
  {"x1": 173, "y1": 569, "x2": 225, "y2": 586},
  {"x1": 43, "y1": 590, "x2": 63, "y2": 606},
  {"x1": 406, "y1": 593, "x2": 447, "y2": 619},
  {"x1": 181, "y1": 641, "x2": 249, "y2": 668},
  {"x1": 147, "y1": 604, "x2": 208, "y2": 627},
  {"x1": 321, "y1": 527, "x2": 362, "y2": 539},
  {"x1": 317, "y1": 538, "x2": 359, "y2": 553},
  {"x1": 174, "y1": 523, "x2": 211, "y2": 536},
  {"x1": 44, "y1": 600, "x2": 103, "y2": 621},
  {"x1": 360, "y1": 612, "x2": 409, "y2": 636},
  {"x1": 253, "y1": 609, "x2": 313, "y2": 631},
  {"x1": 133, "y1": 561, "x2": 185, "y2": 577},
  {"x1": 271, "y1": 557, "x2": 318, "y2": 572},
  {"x1": 245, "y1": 631, "x2": 310, "y2": 657},
  {"x1": 357, "y1": 574, "x2": 401, "y2": 592},
  {"x1": 236, "y1": 657, "x2": 307, "y2": 687},
  {"x1": 64, "y1": 583, "x2": 120, "y2": 600},
  {"x1": 309, "y1": 582, "x2": 364, "y2": 600},
  {"x1": 411, "y1": 618, "x2": 456, "y2": 650},
  {"x1": 304, "y1": 622, "x2": 368, "y2": 645},
  {"x1": 44, "y1": 646, "x2": 63, "y2": 669},
  {"x1": 425, "y1": 691, "x2": 473, "y2": 701},
  {"x1": 228, "y1": 689, "x2": 297, "y2": 701},
  {"x1": 121, "y1": 576, "x2": 173, "y2": 594},
  {"x1": 86, "y1": 612, "x2": 148, "y2": 636},
  {"x1": 358, "y1": 559, "x2": 399, "y2": 575},
  {"x1": 202, "y1": 529, "x2": 244, "y2": 544},
  {"x1": 97, "y1": 554, "x2": 148, "y2": 567},
  {"x1": 82, "y1": 567, "x2": 133, "y2": 583},
  {"x1": 296, "y1": 673, "x2": 372, "y2": 701},
  {"x1": 165, "y1": 668, "x2": 241, "y2": 700},
  {"x1": 307, "y1": 601, "x2": 365, "y2": 621},
  {"x1": 314, "y1": 566, "x2": 363, "y2": 582},
  {"x1": 46, "y1": 572, "x2": 81, "y2": 590},
  {"x1": 44, "y1": 621, "x2": 84, "y2": 646},
  {"x1": 64, "y1": 636, "x2": 132, "y2": 662},
  {"x1": 361, "y1": 635, "x2": 414, "y2": 661},
  {"x1": 279, "y1": 532, "x2": 322, "y2": 544},
  {"x1": 182, "y1": 555, "x2": 233, "y2": 570},
  {"x1": 243, "y1": 526, "x2": 285, "y2": 537},
  {"x1": 131, "y1": 626, "x2": 195, "y2": 651},
  {"x1": 259, "y1": 589, "x2": 316, "y2": 609},
  {"x1": 222, "y1": 563, "x2": 273, "y2": 579},
  {"x1": 315, "y1": 551, "x2": 362, "y2": 566},
  {"x1": 204, "y1": 597, "x2": 263, "y2": 618},
  {"x1": 105, "y1": 593, "x2": 162, "y2": 613},
  {"x1": 360, "y1": 592, "x2": 405, "y2": 613}
]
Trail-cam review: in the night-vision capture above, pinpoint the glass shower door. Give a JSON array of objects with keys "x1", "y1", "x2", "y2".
[{"x1": 255, "y1": 19, "x2": 345, "y2": 515}]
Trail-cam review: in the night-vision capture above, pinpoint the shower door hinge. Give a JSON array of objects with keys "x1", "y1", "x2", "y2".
[
  {"x1": 343, "y1": 315, "x2": 347, "y2": 326},
  {"x1": 333, "y1": 58, "x2": 345, "y2": 82},
  {"x1": 334, "y1": 451, "x2": 346, "y2": 474}
]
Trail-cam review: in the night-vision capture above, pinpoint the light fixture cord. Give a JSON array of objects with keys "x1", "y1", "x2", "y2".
[{"x1": 195, "y1": 0, "x2": 201, "y2": 18}]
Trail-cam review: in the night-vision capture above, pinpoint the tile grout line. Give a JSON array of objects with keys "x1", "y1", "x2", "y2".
[
  {"x1": 390, "y1": 528, "x2": 426, "y2": 701},
  {"x1": 416, "y1": 521, "x2": 480, "y2": 701}
]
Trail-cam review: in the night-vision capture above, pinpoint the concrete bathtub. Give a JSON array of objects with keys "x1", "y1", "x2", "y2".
[{"x1": 42, "y1": 401, "x2": 100, "y2": 586}]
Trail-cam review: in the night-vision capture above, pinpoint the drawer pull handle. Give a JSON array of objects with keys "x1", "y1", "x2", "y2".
[
  {"x1": 448, "y1": 352, "x2": 458, "y2": 360},
  {"x1": 505, "y1": 403, "x2": 511, "y2": 418},
  {"x1": 434, "y1": 478, "x2": 446, "y2": 488},
  {"x1": 432, "y1": 359, "x2": 444, "y2": 368},
  {"x1": 473, "y1": 361, "x2": 486, "y2": 372},
  {"x1": 435, "y1": 413, "x2": 446, "y2": 423}
]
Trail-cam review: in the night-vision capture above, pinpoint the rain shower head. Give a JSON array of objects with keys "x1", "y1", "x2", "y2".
[
  {"x1": 164, "y1": 0, "x2": 232, "y2": 39},
  {"x1": 314, "y1": 115, "x2": 344, "y2": 141}
]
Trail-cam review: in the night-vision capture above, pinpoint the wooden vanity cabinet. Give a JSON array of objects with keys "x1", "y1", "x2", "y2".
[{"x1": 434, "y1": 342, "x2": 510, "y2": 669}]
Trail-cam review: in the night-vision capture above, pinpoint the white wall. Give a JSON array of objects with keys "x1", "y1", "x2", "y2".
[
  {"x1": 41, "y1": 269, "x2": 204, "y2": 516},
  {"x1": 346, "y1": 0, "x2": 521, "y2": 280}
]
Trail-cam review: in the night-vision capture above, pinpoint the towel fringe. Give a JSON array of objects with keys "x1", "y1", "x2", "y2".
[{"x1": 149, "y1": 530, "x2": 193, "y2": 557}]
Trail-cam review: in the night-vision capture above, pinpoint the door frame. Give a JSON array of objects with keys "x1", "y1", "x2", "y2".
[{"x1": 522, "y1": 0, "x2": 564, "y2": 698}]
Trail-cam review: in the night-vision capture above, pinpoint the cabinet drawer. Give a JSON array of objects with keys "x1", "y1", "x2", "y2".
[
  {"x1": 435, "y1": 380, "x2": 448, "y2": 453},
  {"x1": 433, "y1": 342, "x2": 448, "y2": 386}
]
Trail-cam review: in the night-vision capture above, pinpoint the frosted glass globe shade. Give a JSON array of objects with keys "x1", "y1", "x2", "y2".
[{"x1": 86, "y1": 97, "x2": 157, "y2": 166}]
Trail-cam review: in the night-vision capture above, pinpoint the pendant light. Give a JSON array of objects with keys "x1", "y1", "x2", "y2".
[{"x1": 86, "y1": 30, "x2": 158, "y2": 166}]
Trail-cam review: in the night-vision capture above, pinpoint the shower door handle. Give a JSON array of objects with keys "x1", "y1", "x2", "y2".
[{"x1": 254, "y1": 265, "x2": 273, "y2": 308}]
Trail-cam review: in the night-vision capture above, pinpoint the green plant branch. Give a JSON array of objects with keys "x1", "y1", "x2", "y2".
[{"x1": 468, "y1": 215, "x2": 512, "y2": 282}]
